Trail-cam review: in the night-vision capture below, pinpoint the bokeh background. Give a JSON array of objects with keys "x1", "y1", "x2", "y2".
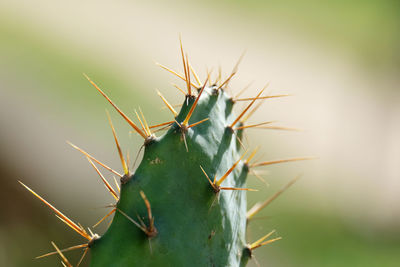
[{"x1": 1, "y1": 0, "x2": 399, "y2": 266}]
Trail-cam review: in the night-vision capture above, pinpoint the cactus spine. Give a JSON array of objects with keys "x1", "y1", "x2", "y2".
[{"x1": 20, "y1": 42, "x2": 308, "y2": 266}]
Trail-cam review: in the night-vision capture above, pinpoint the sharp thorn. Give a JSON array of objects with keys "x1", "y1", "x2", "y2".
[
  {"x1": 251, "y1": 237, "x2": 282, "y2": 250},
  {"x1": 185, "y1": 53, "x2": 192, "y2": 96},
  {"x1": 189, "y1": 62, "x2": 202, "y2": 87},
  {"x1": 139, "y1": 107, "x2": 152, "y2": 136},
  {"x1": 51, "y1": 242, "x2": 72, "y2": 267},
  {"x1": 234, "y1": 94, "x2": 290, "y2": 101},
  {"x1": 219, "y1": 187, "x2": 258, "y2": 191},
  {"x1": 106, "y1": 110, "x2": 129, "y2": 175},
  {"x1": 182, "y1": 76, "x2": 209, "y2": 126},
  {"x1": 234, "y1": 121, "x2": 276, "y2": 131},
  {"x1": 171, "y1": 83, "x2": 187, "y2": 95},
  {"x1": 187, "y1": 118, "x2": 209, "y2": 129},
  {"x1": 93, "y1": 208, "x2": 116, "y2": 228},
  {"x1": 76, "y1": 247, "x2": 89, "y2": 267},
  {"x1": 156, "y1": 89, "x2": 178, "y2": 117},
  {"x1": 245, "y1": 146, "x2": 260, "y2": 164},
  {"x1": 113, "y1": 176, "x2": 120, "y2": 193},
  {"x1": 217, "y1": 71, "x2": 235, "y2": 90},
  {"x1": 117, "y1": 208, "x2": 147, "y2": 233},
  {"x1": 35, "y1": 244, "x2": 87, "y2": 259},
  {"x1": 86, "y1": 157, "x2": 119, "y2": 201},
  {"x1": 83, "y1": 74, "x2": 147, "y2": 139},
  {"x1": 19, "y1": 181, "x2": 91, "y2": 241},
  {"x1": 250, "y1": 157, "x2": 316, "y2": 168},
  {"x1": 247, "y1": 175, "x2": 302, "y2": 220},
  {"x1": 200, "y1": 165, "x2": 218, "y2": 191},
  {"x1": 67, "y1": 141, "x2": 122, "y2": 177},
  {"x1": 216, "y1": 150, "x2": 248, "y2": 186},
  {"x1": 230, "y1": 85, "x2": 267, "y2": 128},
  {"x1": 135, "y1": 109, "x2": 148, "y2": 137},
  {"x1": 249, "y1": 230, "x2": 276, "y2": 249}
]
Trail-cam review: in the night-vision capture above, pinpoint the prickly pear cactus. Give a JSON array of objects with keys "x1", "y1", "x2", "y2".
[
  {"x1": 92, "y1": 85, "x2": 249, "y2": 267},
  {"x1": 20, "y1": 43, "x2": 308, "y2": 266}
]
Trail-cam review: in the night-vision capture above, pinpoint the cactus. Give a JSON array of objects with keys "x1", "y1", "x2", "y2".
[{"x1": 19, "y1": 42, "x2": 312, "y2": 266}]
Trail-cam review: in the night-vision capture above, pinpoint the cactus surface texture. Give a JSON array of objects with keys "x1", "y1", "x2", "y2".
[{"x1": 20, "y1": 44, "x2": 308, "y2": 266}]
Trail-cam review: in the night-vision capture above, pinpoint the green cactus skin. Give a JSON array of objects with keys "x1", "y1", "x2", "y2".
[
  {"x1": 90, "y1": 86, "x2": 250, "y2": 267},
  {"x1": 19, "y1": 48, "x2": 305, "y2": 266}
]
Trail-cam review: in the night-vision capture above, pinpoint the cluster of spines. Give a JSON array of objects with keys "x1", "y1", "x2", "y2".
[{"x1": 19, "y1": 39, "x2": 314, "y2": 266}]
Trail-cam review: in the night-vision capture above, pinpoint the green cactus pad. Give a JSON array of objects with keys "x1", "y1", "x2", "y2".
[
  {"x1": 90, "y1": 86, "x2": 249, "y2": 267},
  {"x1": 18, "y1": 46, "x2": 304, "y2": 267}
]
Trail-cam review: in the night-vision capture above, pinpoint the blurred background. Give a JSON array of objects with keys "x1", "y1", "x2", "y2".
[{"x1": 1, "y1": 0, "x2": 399, "y2": 266}]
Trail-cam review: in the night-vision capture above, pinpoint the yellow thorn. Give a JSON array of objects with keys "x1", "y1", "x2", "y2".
[
  {"x1": 185, "y1": 53, "x2": 192, "y2": 96},
  {"x1": 179, "y1": 36, "x2": 192, "y2": 96},
  {"x1": 217, "y1": 71, "x2": 236, "y2": 90},
  {"x1": 245, "y1": 146, "x2": 260, "y2": 164},
  {"x1": 86, "y1": 158, "x2": 119, "y2": 201},
  {"x1": 138, "y1": 120, "x2": 174, "y2": 134},
  {"x1": 182, "y1": 76, "x2": 209, "y2": 126},
  {"x1": 83, "y1": 74, "x2": 147, "y2": 139},
  {"x1": 251, "y1": 237, "x2": 282, "y2": 250},
  {"x1": 215, "y1": 65, "x2": 222, "y2": 84},
  {"x1": 147, "y1": 120, "x2": 175, "y2": 130},
  {"x1": 174, "y1": 119, "x2": 189, "y2": 152},
  {"x1": 189, "y1": 63, "x2": 201, "y2": 87},
  {"x1": 134, "y1": 109, "x2": 148, "y2": 136},
  {"x1": 67, "y1": 141, "x2": 122, "y2": 177},
  {"x1": 247, "y1": 175, "x2": 301, "y2": 220},
  {"x1": 161, "y1": 103, "x2": 183, "y2": 110},
  {"x1": 139, "y1": 107, "x2": 152, "y2": 136},
  {"x1": 140, "y1": 191, "x2": 155, "y2": 233},
  {"x1": 234, "y1": 121, "x2": 275, "y2": 131},
  {"x1": 220, "y1": 187, "x2": 258, "y2": 191},
  {"x1": 113, "y1": 176, "x2": 120, "y2": 193},
  {"x1": 229, "y1": 50, "x2": 245, "y2": 81},
  {"x1": 35, "y1": 244, "x2": 88, "y2": 259},
  {"x1": 19, "y1": 181, "x2": 91, "y2": 241},
  {"x1": 93, "y1": 208, "x2": 116, "y2": 228},
  {"x1": 218, "y1": 51, "x2": 246, "y2": 90},
  {"x1": 206, "y1": 67, "x2": 214, "y2": 86},
  {"x1": 233, "y1": 131, "x2": 246, "y2": 150},
  {"x1": 51, "y1": 242, "x2": 72, "y2": 267},
  {"x1": 78, "y1": 223, "x2": 88, "y2": 237},
  {"x1": 117, "y1": 208, "x2": 147, "y2": 233},
  {"x1": 156, "y1": 89, "x2": 178, "y2": 117},
  {"x1": 229, "y1": 86, "x2": 267, "y2": 128},
  {"x1": 234, "y1": 94, "x2": 290, "y2": 101},
  {"x1": 249, "y1": 230, "x2": 279, "y2": 250},
  {"x1": 126, "y1": 150, "x2": 131, "y2": 172},
  {"x1": 54, "y1": 214, "x2": 84, "y2": 236},
  {"x1": 156, "y1": 63, "x2": 186, "y2": 82},
  {"x1": 87, "y1": 227, "x2": 96, "y2": 237},
  {"x1": 171, "y1": 83, "x2": 187, "y2": 95},
  {"x1": 76, "y1": 247, "x2": 89, "y2": 267},
  {"x1": 187, "y1": 118, "x2": 209, "y2": 129},
  {"x1": 155, "y1": 63, "x2": 198, "y2": 89},
  {"x1": 250, "y1": 157, "x2": 316, "y2": 168},
  {"x1": 200, "y1": 165, "x2": 217, "y2": 191},
  {"x1": 216, "y1": 150, "x2": 248, "y2": 186},
  {"x1": 106, "y1": 111, "x2": 129, "y2": 175},
  {"x1": 242, "y1": 99, "x2": 266, "y2": 123}
]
